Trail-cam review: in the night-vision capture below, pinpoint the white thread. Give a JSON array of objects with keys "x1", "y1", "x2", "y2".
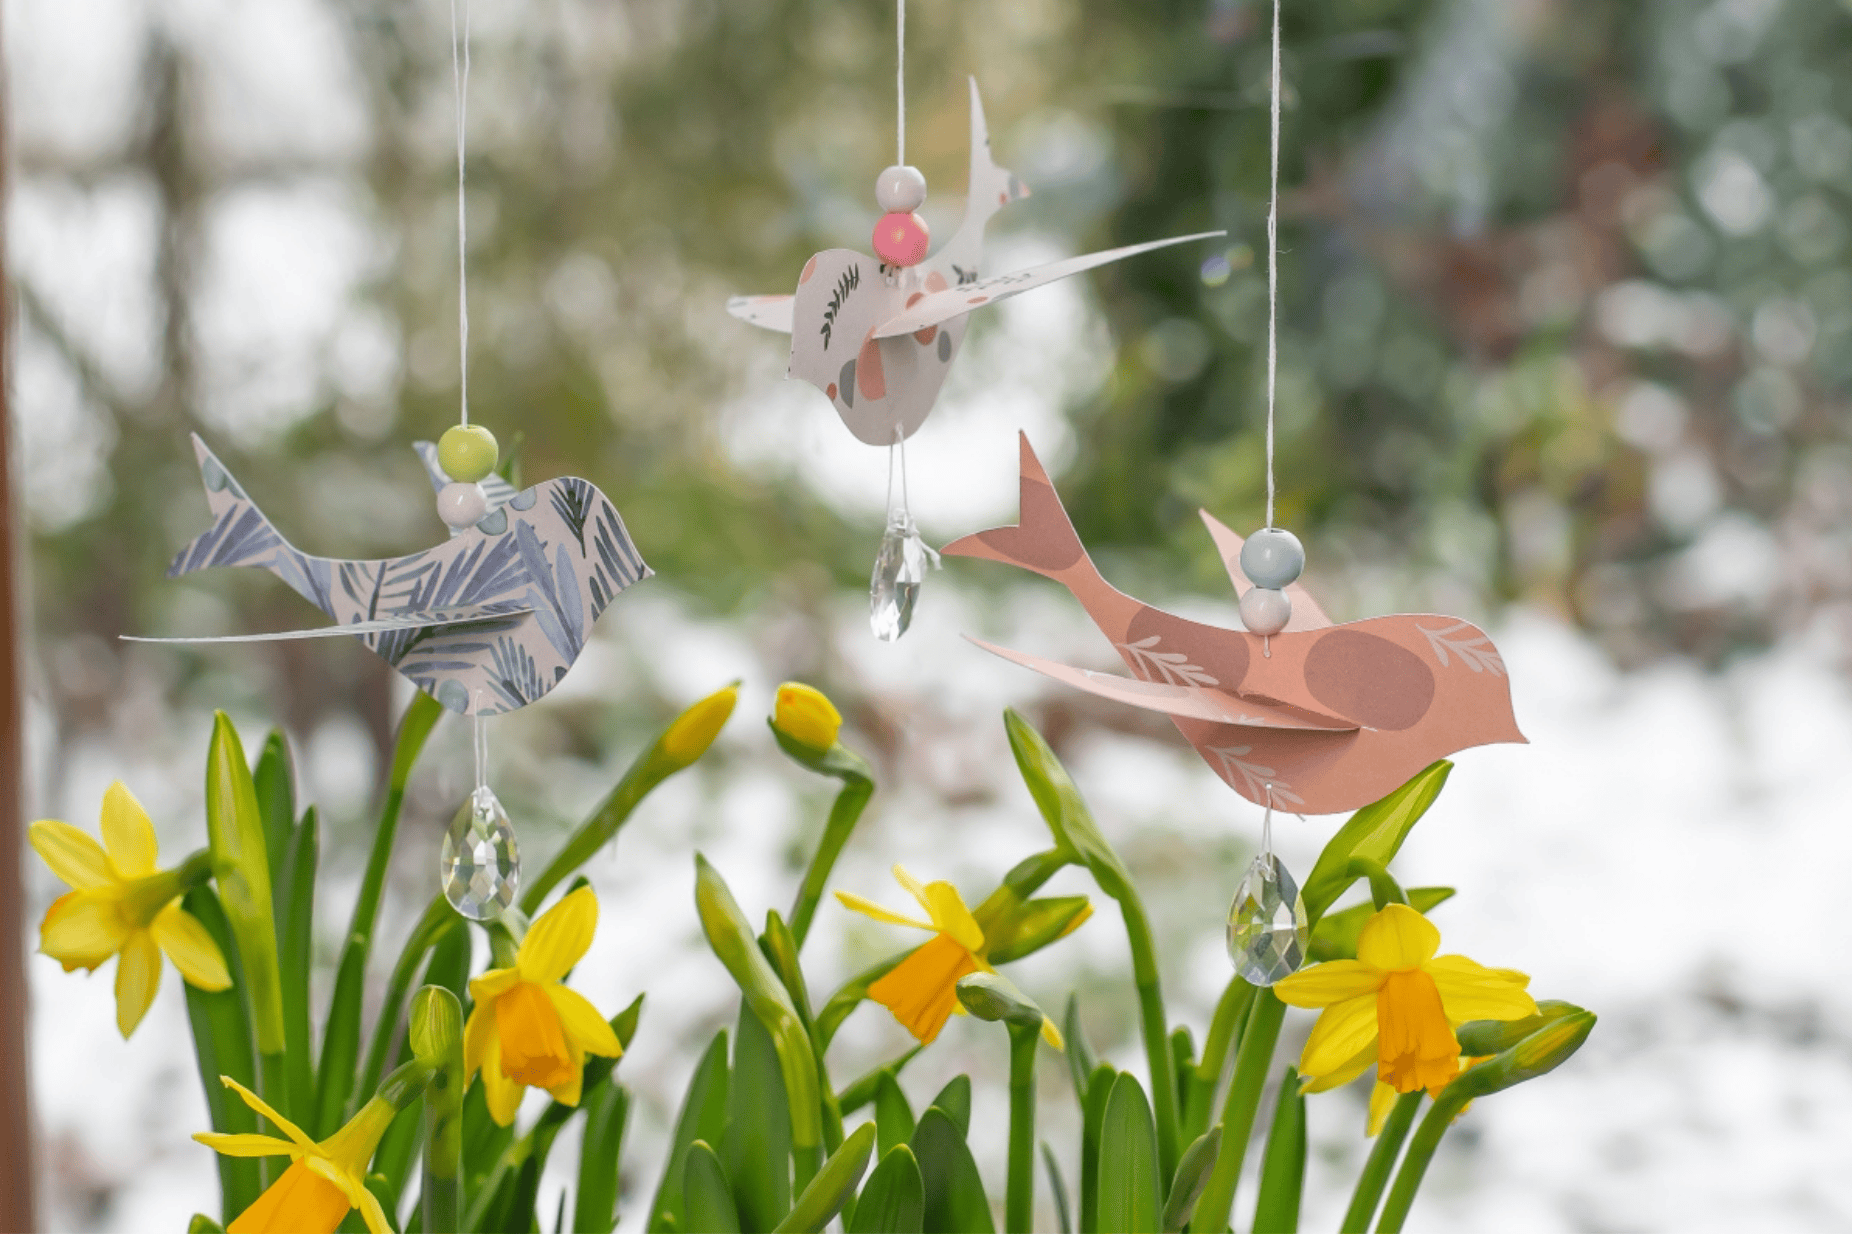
[
  {"x1": 885, "y1": 426, "x2": 912, "y2": 524},
  {"x1": 1261, "y1": 783, "x2": 1275, "y2": 856},
  {"x1": 472, "y1": 700, "x2": 487, "y2": 791},
  {"x1": 896, "y1": 0, "x2": 906, "y2": 166},
  {"x1": 1264, "y1": 0, "x2": 1280, "y2": 529},
  {"x1": 450, "y1": 0, "x2": 473, "y2": 426}
]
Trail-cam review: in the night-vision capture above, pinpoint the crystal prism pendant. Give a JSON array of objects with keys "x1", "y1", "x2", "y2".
[
  {"x1": 441, "y1": 785, "x2": 520, "y2": 920},
  {"x1": 1226, "y1": 852, "x2": 1309, "y2": 986},
  {"x1": 870, "y1": 514, "x2": 931, "y2": 642}
]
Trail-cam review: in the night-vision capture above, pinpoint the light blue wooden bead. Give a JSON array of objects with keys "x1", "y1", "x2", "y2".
[
  {"x1": 1240, "y1": 528, "x2": 1305, "y2": 589},
  {"x1": 1239, "y1": 586, "x2": 1292, "y2": 636}
]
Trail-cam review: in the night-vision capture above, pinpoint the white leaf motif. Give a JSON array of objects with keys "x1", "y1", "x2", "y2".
[{"x1": 1416, "y1": 622, "x2": 1506, "y2": 678}]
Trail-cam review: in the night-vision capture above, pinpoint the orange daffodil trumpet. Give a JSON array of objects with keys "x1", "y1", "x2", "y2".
[
  {"x1": 465, "y1": 886, "x2": 624, "y2": 1124},
  {"x1": 30, "y1": 781, "x2": 231, "y2": 1036},
  {"x1": 1274, "y1": 902, "x2": 1536, "y2": 1098},
  {"x1": 838, "y1": 865, "x2": 1064, "y2": 1049},
  {"x1": 195, "y1": 1072, "x2": 418, "y2": 1234}
]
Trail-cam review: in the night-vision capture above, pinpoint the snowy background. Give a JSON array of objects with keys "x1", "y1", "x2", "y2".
[{"x1": 10, "y1": 0, "x2": 1852, "y2": 1231}]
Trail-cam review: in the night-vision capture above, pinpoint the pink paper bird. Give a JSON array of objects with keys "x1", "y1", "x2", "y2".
[{"x1": 944, "y1": 436, "x2": 1525, "y2": 815}]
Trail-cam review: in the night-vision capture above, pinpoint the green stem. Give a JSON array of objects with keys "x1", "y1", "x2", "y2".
[
  {"x1": 356, "y1": 897, "x2": 455, "y2": 1106},
  {"x1": 793, "y1": 1142, "x2": 823, "y2": 1200},
  {"x1": 421, "y1": 1062, "x2": 463, "y2": 1233},
  {"x1": 1121, "y1": 894, "x2": 1180, "y2": 1183},
  {"x1": 1184, "y1": 977, "x2": 1256, "y2": 1143},
  {"x1": 1345, "y1": 859, "x2": 1407, "y2": 910},
  {"x1": 1006, "y1": 1022, "x2": 1040, "y2": 1233},
  {"x1": 522, "y1": 722, "x2": 726, "y2": 915},
  {"x1": 1340, "y1": 1092, "x2": 1421, "y2": 1233},
  {"x1": 788, "y1": 773, "x2": 873, "y2": 949},
  {"x1": 1375, "y1": 1091, "x2": 1470, "y2": 1233},
  {"x1": 1190, "y1": 990, "x2": 1286, "y2": 1233}
]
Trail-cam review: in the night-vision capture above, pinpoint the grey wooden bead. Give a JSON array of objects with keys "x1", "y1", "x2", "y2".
[{"x1": 1240, "y1": 528, "x2": 1305, "y2": 589}]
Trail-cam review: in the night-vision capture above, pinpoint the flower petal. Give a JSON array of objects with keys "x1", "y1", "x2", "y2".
[
  {"x1": 1367, "y1": 1082, "x2": 1399, "y2": 1137},
  {"x1": 868, "y1": 933, "x2": 979, "y2": 1045},
  {"x1": 547, "y1": 984, "x2": 622, "y2": 1058},
  {"x1": 115, "y1": 929, "x2": 163, "y2": 1038},
  {"x1": 1376, "y1": 970, "x2": 1460, "y2": 1096},
  {"x1": 28, "y1": 820, "x2": 113, "y2": 891},
  {"x1": 834, "y1": 891, "x2": 933, "y2": 933},
  {"x1": 479, "y1": 1031, "x2": 523, "y2": 1127},
  {"x1": 497, "y1": 982, "x2": 578, "y2": 1091},
  {"x1": 152, "y1": 904, "x2": 231, "y2": 990},
  {"x1": 463, "y1": 999, "x2": 495, "y2": 1083},
  {"x1": 1299, "y1": 994, "x2": 1380, "y2": 1079},
  {"x1": 891, "y1": 866, "x2": 938, "y2": 921},
  {"x1": 546, "y1": 1065, "x2": 584, "y2": 1109},
  {"x1": 1426, "y1": 955, "x2": 1539, "y2": 1023},
  {"x1": 192, "y1": 1132, "x2": 299, "y2": 1158},
  {"x1": 1274, "y1": 959, "x2": 1382, "y2": 1008},
  {"x1": 100, "y1": 781, "x2": 159, "y2": 879},
  {"x1": 1356, "y1": 904, "x2": 1441, "y2": 971},
  {"x1": 919, "y1": 882, "x2": 984, "y2": 955},
  {"x1": 1300, "y1": 1041, "x2": 1376, "y2": 1094},
  {"x1": 39, "y1": 892, "x2": 127, "y2": 970},
  {"x1": 229, "y1": 1159, "x2": 349, "y2": 1234},
  {"x1": 469, "y1": 966, "x2": 521, "y2": 1005},
  {"x1": 220, "y1": 1075, "x2": 318, "y2": 1151},
  {"x1": 517, "y1": 887, "x2": 598, "y2": 985},
  {"x1": 355, "y1": 1182, "x2": 392, "y2": 1234}
]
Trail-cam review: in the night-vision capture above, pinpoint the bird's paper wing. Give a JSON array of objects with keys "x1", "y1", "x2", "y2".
[
  {"x1": 965, "y1": 636, "x2": 1358, "y2": 732},
  {"x1": 726, "y1": 294, "x2": 796, "y2": 333},
  {"x1": 872, "y1": 231, "x2": 1225, "y2": 339},
  {"x1": 123, "y1": 604, "x2": 534, "y2": 644}
]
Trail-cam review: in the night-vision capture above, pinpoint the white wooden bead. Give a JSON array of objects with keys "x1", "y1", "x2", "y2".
[{"x1": 438, "y1": 481, "x2": 488, "y2": 529}]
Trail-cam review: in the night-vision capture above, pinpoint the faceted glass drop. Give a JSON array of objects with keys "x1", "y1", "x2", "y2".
[
  {"x1": 441, "y1": 786, "x2": 520, "y2": 920},
  {"x1": 1226, "y1": 852, "x2": 1309, "y2": 986},
  {"x1": 870, "y1": 515, "x2": 930, "y2": 642}
]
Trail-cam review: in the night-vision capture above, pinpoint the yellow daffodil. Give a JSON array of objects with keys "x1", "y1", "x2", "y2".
[
  {"x1": 838, "y1": 866, "x2": 1062, "y2": 1049},
  {"x1": 31, "y1": 781, "x2": 231, "y2": 1037},
  {"x1": 773, "y1": 682, "x2": 842, "y2": 752},
  {"x1": 1275, "y1": 903, "x2": 1536, "y2": 1097},
  {"x1": 194, "y1": 1075, "x2": 401, "y2": 1234},
  {"x1": 465, "y1": 887, "x2": 622, "y2": 1125}
]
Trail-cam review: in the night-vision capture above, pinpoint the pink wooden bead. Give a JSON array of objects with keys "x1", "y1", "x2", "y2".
[{"x1": 872, "y1": 211, "x2": 930, "y2": 267}]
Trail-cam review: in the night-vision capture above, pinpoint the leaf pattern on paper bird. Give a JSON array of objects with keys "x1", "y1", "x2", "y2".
[
  {"x1": 941, "y1": 434, "x2": 1526, "y2": 815},
  {"x1": 727, "y1": 78, "x2": 1222, "y2": 448},
  {"x1": 136, "y1": 434, "x2": 650, "y2": 716}
]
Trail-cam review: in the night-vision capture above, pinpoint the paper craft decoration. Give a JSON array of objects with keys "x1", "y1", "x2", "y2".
[
  {"x1": 131, "y1": 434, "x2": 651, "y2": 717},
  {"x1": 728, "y1": 79, "x2": 1223, "y2": 448},
  {"x1": 945, "y1": 435, "x2": 1525, "y2": 815}
]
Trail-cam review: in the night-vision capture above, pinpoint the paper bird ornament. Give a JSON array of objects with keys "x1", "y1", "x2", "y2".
[
  {"x1": 728, "y1": 79, "x2": 1222, "y2": 448},
  {"x1": 944, "y1": 435, "x2": 1525, "y2": 815},
  {"x1": 131, "y1": 434, "x2": 650, "y2": 717}
]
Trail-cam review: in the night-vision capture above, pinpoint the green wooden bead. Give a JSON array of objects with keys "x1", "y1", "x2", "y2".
[{"x1": 438, "y1": 424, "x2": 498, "y2": 483}]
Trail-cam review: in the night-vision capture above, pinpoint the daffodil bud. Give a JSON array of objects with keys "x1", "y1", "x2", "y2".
[
  {"x1": 409, "y1": 985, "x2": 463, "y2": 1065},
  {"x1": 957, "y1": 971, "x2": 1065, "y2": 1050},
  {"x1": 1454, "y1": 1000, "x2": 1582, "y2": 1057},
  {"x1": 772, "y1": 682, "x2": 843, "y2": 754},
  {"x1": 657, "y1": 683, "x2": 740, "y2": 770},
  {"x1": 1452, "y1": 1007, "x2": 1596, "y2": 1099},
  {"x1": 983, "y1": 896, "x2": 1094, "y2": 964},
  {"x1": 955, "y1": 971, "x2": 1047, "y2": 1030}
]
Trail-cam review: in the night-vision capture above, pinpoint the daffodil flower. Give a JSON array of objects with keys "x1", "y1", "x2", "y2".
[
  {"x1": 838, "y1": 865, "x2": 1062, "y2": 1049},
  {"x1": 31, "y1": 781, "x2": 231, "y2": 1037},
  {"x1": 465, "y1": 886, "x2": 623, "y2": 1125},
  {"x1": 195, "y1": 1075, "x2": 404, "y2": 1234},
  {"x1": 1275, "y1": 903, "x2": 1536, "y2": 1097}
]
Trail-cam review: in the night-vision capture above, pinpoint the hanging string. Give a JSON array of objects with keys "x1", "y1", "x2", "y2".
[
  {"x1": 1261, "y1": 783, "x2": 1275, "y2": 858},
  {"x1": 885, "y1": 427, "x2": 912, "y2": 524},
  {"x1": 1262, "y1": 0, "x2": 1281, "y2": 529},
  {"x1": 895, "y1": 0, "x2": 906, "y2": 165},
  {"x1": 472, "y1": 706, "x2": 487, "y2": 793},
  {"x1": 450, "y1": 0, "x2": 473, "y2": 426}
]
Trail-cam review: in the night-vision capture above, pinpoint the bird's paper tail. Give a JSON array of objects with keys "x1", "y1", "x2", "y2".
[
  {"x1": 942, "y1": 433, "x2": 1098, "y2": 586},
  {"x1": 935, "y1": 78, "x2": 1032, "y2": 277},
  {"x1": 167, "y1": 434, "x2": 303, "y2": 585}
]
